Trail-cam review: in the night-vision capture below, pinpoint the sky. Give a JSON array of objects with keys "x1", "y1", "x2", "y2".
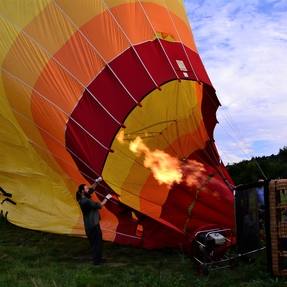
[{"x1": 184, "y1": 0, "x2": 287, "y2": 164}]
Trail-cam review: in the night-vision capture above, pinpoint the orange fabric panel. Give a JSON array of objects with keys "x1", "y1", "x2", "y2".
[
  {"x1": 30, "y1": 90, "x2": 84, "y2": 182},
  {"x1": 81, "y1": 7, "x2": 130, "y2": 62},
  {"x1": 54, "y1": 31, "x2": 104, "y2": 85},
  {"x1": 24, "y1": 2, "x2": 76, "y2": 56},
  {"x1": 2, "y1": 32, "x2": 49, "y2": 90},
  {"x1": 141, "y1": 2, "x2": 196, "y2": 51},
  {"x1": 79, "y1": 2, "x2": 196, "y2": 63},
  {"x1": 3, "y1": 76, "x2": 70, "y2": 177}
]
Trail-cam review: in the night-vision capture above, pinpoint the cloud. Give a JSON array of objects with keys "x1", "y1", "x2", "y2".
[{"x1": 185, "y1": 0, "x2": 287, "y2": 163}]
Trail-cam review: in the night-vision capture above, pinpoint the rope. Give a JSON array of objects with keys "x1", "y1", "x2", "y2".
[
  {"x1": 162, "y1": 0, "x2": 199, "y2": 82},
  {"x1": 1, "y1": 67, "x2": 112, "y2": 152},
  {"x1": 53, "y1": 0, "x2": 140, "y2": 106},
  {"x1": 135, "y1": 0, "x2": 180, "y2": 81},
  {"x1": 101, "y1": 0, "x2": 160, "y2": 90},
  {"x1": 0, "y1": 14, "x2": 123, "y2": 127}
]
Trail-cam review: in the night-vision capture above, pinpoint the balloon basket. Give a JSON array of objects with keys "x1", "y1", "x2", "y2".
[{"x1": 268, "y1": 179, "x2": 287, "y2": 277}]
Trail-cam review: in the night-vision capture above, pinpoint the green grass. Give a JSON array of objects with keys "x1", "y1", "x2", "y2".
[{"x1": 0, "y1": 218, "x2": 286, "y2": 287}]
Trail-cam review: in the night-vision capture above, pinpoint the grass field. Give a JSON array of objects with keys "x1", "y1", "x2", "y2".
[{"x1": 1, "y1": 218, "x2": 286, "y2": 287}]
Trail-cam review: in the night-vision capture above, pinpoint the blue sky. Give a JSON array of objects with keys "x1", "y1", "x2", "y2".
[{"x1": 185, "y1": 0, "x2": 287, "y2": 163}]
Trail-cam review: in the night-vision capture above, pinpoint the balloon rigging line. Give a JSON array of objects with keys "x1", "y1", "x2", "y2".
[
  {"x1": 135, "y1": 0, "x2": 180, "y2": 81},
  {"x1": 101, "y1": 228, "x2": 142, "y2": 240},
  {"x1": 127, "y1": 119, "x2": 177, "y2": 134},
  {"x1": 1, "y1": 1, "x2": 245, "y2": 176},
  {"x1": 7, "y1": 107, "x2": 170, "y2": 208},
  {"x1": 159, "y1": 133, "x2": 180, "y2": 158},
  {"x1": 222, "y1": 113, "x2": 268, "y2": 180},
  {"x1": 11, "y1": 108, "x2": 100, "y2": 179},
  {"x1": 163, "y1": 0, "x2": 255, "y2": 183},
  {"x1": 1, "y1": 67, "x2": 111, "y2": 152},
  {"x1": 203, "y1": 88, "x2": 267, "y2": 179},
  {"x1": 0, "y1": 132, "x2": 142, "y2": 240},
  {"x1": 155, "y1": 0, "x2": 259, "y2": 179},
  {"x1": 5, "y1": 89, "x2": 231, "y2": 233},
  {"x1": 122, "y1": 111, "x2": 225, "y2": 182},
  {"x1": 101, "y1": 0, "x2": 161, "y2": 90},
  {"x1": 162, "y1": 0, "x2": 199, "y2": 82},
  {"x1": 1, "y1": 75, "x2": 148, "y2": 174},
  {"x1": 0, "y1": 2, "x2": 238, "y2": 242},
  {"x1": 16, "y1": 103, "x2": 218, "y2": 218},
  {"x1": 200, "y1": 79, "x2": 267, "y2": 179},
  {"x1": 1, "y1": 3, "x2": 235, "y2": 186},
  {"x1": 5, "y1": 116, "x2": 127, "y2": 211},
  {"x1": 3, "y1": 73, "x2": 147, "y2": 171},
  {"x1": 190, "y1": 84, "x2": 266, "y2": 184},
  {"x1": 214, "y1": 119, "x2": 267, "y2": 180},
  {"x1": 0, "y1": 41, "x2": 234, "y2": 190},
  {"x1": 20, "y1": 134, "x2": 129, "y2": 207},
  {"x1": 0, "y1": 13, "x2": 144, "y2": 137},
  {"x1": 0, "y1": 13, "x2": 123, "y2": 128},
  {"x1": 53, "y1": 0, "x2": 141, "y2": 107}
]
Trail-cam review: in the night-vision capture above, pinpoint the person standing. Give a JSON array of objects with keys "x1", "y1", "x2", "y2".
[{"x1": 76, "y1": 177, "x2": 112, "y2": 265}]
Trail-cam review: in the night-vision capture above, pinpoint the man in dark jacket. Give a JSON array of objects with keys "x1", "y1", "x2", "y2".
[{"x1": 76, "y1": 177, "x2": 112, "y2": 265}]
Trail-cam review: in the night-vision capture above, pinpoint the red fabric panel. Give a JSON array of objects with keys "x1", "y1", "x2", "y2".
[
  {"x1": 95, "y1": 184, "x2": 187, "y2": 248},
  {"x1": 65, "y1": 120, "x2": 109, "y2": 174},
  {"x1": 133, "y1": 40, "x2": 177, "y2": 84},
  {"x1": 201, "y1": 85, "x2": 220, "y2": 140},
  {"x1": 159, "y1": 148, "x2": 235, "y2": 238},
  {"x1": 65, "y1": 39, "x2": 210, "y2": 176},
  {"x1": 87, "y1": 66, "x2": 137, "y2": 123}
]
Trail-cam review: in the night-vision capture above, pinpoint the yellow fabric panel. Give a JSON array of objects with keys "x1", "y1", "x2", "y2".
[
  {"x1": 2, "y1": 11, "x2": 86, "y2": 181},
  {"x1": 0, "y1": 0, "x2": 50, "y2": 31},
  {"x1": 1, "y1": 22, "x2": 49, "y2": 89},
  {"x1": 0, "y1": 19, "x2": 18, "y2": 64},
  {"x1": 2, "y1": 76, "x2": 71, "y2": 180},
  {"x1": 0, "y1": 1, "x2": 85, "y2": 234},
  {"x1": 2, "y1": 64, "x2": 85, "y2": 183},
  {"x1": 1, "y1": 19, "x2": 87, "y2": 184},
  {"x1": 0, "y1": 77, "x2": 82, "y2": 234},
  {"x1": 56, "y1": 0, "x2": 105, "y2": 27},
  {"x1": 24, "y1": 2, "x2": 77, "y2": 57},
  {"x1": 103, "y1": 80, "x2": 208, "y2": 218}
]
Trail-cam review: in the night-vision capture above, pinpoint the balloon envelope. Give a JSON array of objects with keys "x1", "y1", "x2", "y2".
[{"x1": 0, "y1": 0, "x2": 234, "y2": 249}]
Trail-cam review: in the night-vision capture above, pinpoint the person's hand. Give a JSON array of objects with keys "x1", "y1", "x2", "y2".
[
  {"x1": 94, "y1": 176, "x2": 103, "y2": 184},
  {"x1": 105, "y1": 194, "x2": 112, "y2": 200}
]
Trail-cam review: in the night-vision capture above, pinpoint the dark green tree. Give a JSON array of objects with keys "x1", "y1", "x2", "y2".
[{"x1": 226, "y1": 147, "x2": 287, "y2": 185}]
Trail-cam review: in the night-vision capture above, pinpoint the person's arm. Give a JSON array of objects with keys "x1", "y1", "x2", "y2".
[
  {"x1": 85, "y1": 193, "x2": 112, "y2": 209},
  {"x1": 90, "y1": 176, "x2": 103, "y2": 190},
  {"x1": 100, "y1": 194, "x2": 112, "y2": 207},
  {"x1": 88, "y1": 176, "x2": 112, "y2": 207}
]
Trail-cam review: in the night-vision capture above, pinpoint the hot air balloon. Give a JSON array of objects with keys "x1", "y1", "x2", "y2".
[{"x1": 0, "y1": 0, "x2": 234, "y2": 250}]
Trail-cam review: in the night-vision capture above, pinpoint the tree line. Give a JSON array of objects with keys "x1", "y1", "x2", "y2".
[{"x1": 226, "y1": 146, "x2": 287, "y2": 185}]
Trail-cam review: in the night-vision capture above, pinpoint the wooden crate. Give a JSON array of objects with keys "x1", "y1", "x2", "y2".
[{"x1": 269, "y1": 179, "x2": 287, "y2": 276}]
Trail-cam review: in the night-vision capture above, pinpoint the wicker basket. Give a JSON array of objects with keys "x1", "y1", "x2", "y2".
[{"x1": 269, "y1": 179, "x2": 287, "y2": 276}]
